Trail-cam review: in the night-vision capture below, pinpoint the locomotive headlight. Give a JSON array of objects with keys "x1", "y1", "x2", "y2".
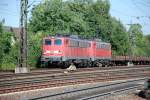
[
  {"x1": 43, "y1": 50, "x2": 50, "y2": 54},
  {"x1": 54, "y1": 50, "x2": 62, "y2": 54},
  {"x1": 54, "y1": 50, "x2": 59, "y2": 54},
  {"x1": 44, "y1": 50, "x2": 62, "y2": 54},
  {"x1": 46, "y1": 51, "x2": 50, "y2": 53}
]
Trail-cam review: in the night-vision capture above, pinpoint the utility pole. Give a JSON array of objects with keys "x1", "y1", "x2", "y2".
[
  {"x1": 127, "y1": 21, "x2": 135, "y2": 66},
  {"x1": 15, "y1": 0, "x2": 28, "y2": 73}
]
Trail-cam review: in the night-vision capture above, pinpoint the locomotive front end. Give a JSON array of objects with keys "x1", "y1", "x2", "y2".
[{"x1": 41, "y1": 37, "x2": 64, "y2": 65}]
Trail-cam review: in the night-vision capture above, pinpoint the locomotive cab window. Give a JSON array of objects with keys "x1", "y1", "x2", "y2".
[
  {"x1": 45, "y1": 39, "x2": 51, "y2": 45},
  {"x1": 54, "y1": 39, "x2": 62, "y2": 45}
]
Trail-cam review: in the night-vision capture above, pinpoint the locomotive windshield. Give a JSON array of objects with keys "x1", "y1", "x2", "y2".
[
  {"x1": 45, "y1": 39, "x2": 51, "y2": 45},
  {"x1": 54, "y1": 39, "x2": 62, "y2": 45}
]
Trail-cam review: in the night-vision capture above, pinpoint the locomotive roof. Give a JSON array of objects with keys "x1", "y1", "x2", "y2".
[{"x1": 43, "y1": 36, "x2": 110, "y2": 45}]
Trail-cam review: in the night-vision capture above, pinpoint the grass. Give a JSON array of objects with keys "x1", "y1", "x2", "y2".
[
  {"x1": 0, "y1": 63, "x2": 37, "y2": 71},
  {"x1": 0, "y1": 63, "x2": 16, "y2": 71}
]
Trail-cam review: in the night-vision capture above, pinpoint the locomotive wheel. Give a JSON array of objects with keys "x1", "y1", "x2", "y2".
[
  {"x1": 105, "y1": 64, "x2": 108, "y2": 67},
  {"x1": 145, "y1": 90, "x2": 150, "y2": 99},
  {"x1": 96, "y1": 62, "x2": 102, "y2": 67},
  {"x1": 57, "y1": 62, "x2": 65, "y2": 68},
  {"x1": 87, "y1": 61, "x2": 92, "y2": 67},
  {"x1": 40, "y1": 61, "x2": 47, "y2": 68},
  {"x1": 78, "y1": 63, "x2": 84, "y2": 67},
  {"x1": 92, "y1": 62, "x2": 96, "y2": 67},
  {"x1": 64, "y1": 62, "x2": 73, "y2": 69}
]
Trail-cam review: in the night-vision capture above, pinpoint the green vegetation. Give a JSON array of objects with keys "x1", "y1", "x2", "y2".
[
  {"x1": 28, "y1": 32, "x2": 43, "y2": 67},
  {"x1": 0, "y1": 21, "x2": 18, "y2": 70},
  {"x1": 28, "y1": 0, "x2": 130, "y2": 57},
  {"x1": 128, "y1": 24, "x2": 147, "y2": 56},
  {"x1": 0, "y1": 0, "x2": 150, "y2": 70}
]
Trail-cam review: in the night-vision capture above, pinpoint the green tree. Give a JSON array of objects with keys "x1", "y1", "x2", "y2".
[
  {"x1": 29, "y1": 0, "x2": 64, "y2": 33},
  {"x1": 0, "y1": 31, "x2": 12, "y2": 68},
  {"x1": 27, "y1": 32, "x2": 43, "y2": 68},
  {"x1": 128, "y1": 24, "x2": 146, "y2": 56},
  {"x1": 110, "y1": 18, "x2": 129, "y2": 55},
  {"x1": 0, "y1": 21, "x2": 18, "y2": 70},
  {"x1": 143, "y1": 35, "x2": 150, "y2": 56},
  {"x1": 28, "y1": 0, "x2": 138, "y2": 67},
  {"x1": 0, "y1": 21, "x2": 3, "y2": 67},
  {"x1": 29, "y1": 0, "x2": 111, "y2": 38}
]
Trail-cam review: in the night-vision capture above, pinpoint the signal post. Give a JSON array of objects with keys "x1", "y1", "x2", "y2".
[{"x1": 15, "y1": 0, "x2": 29, "y2": 73}]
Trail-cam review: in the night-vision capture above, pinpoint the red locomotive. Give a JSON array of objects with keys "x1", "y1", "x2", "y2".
[
  {"x1": 41, "y1": 35, "x2": 150, "y2": 67},
  {"x1": 41, "y1": 35, "x2": 111, "y2": 67}
]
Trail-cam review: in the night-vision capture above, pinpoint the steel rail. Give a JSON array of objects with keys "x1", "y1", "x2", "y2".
[
  {"x1": 0, "y1": 67, "x2": 149, "y2": 94},
  {"x1": 79, "y1": 85, "x2": 141, "y2": 100},
  {"x1": 0, "y1": 73, "x2": 149, "y2": 94},
  {"x1": 0, "y1": 65, "x2": 149, "y2": 79},
  {"x1": 0, "y1": 70, "x2": 149, "y2": 87},
  {"x1": 0, "y1": 73, "x2": 148, "y2": 88},
  {"x1": 0, "y1": 66, "x2": 149, "y2": 82},
  {"x1": 28, "y1": 78, "x2": 146, "y2": 100}
]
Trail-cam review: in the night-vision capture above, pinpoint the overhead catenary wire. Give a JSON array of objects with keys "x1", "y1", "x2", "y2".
[
  {"x1": 111, "y1": 8, "x2": 150, "y2": 27},
  {"x1": 0, "y1": 8, "x2": 18, "y2": 14},
  {"x1": 132, "y1": 0, "x2": 149, "y2": 16},
  {"x1": 0, "y1": 10, "x2": 18, "y2": 16}
]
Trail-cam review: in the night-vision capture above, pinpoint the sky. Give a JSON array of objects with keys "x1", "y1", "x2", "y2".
[
  {"x1": 0, "y1": 0, "x2": 150, "y2": 34},
  {"x1": 109, "y1": 0, "x2": 150, "y2": 35}
]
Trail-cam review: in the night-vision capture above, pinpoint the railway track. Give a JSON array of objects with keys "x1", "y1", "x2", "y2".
[
  {"x1": 27, "y1": 78, "x2": 146, "y2": 100},
  {"x1": 78, "y1": 86, "x2": 141, "y2": 100},
  {"x1": 0, "y1": 65, "x2": 149, "y2": 80},
  {"x1": 0, "y1": 67, "x2": 150, "y2": 94},
  {"x1": 0, "y1": 66, "x2": 150, "y2": 82}
]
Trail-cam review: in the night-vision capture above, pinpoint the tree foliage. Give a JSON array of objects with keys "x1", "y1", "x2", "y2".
[
  {"x1": 143, "y1": 35, "x2": 150, "y2": 55},
  {"x1": 0, "y1": 21, "x2": 17, "y2": 69},
  {"x1": 27, "y1": 32, "x2": 42, "y2": 68},
  {"x1": 128, "y1": 24, "x2": 149, "y2": 56},
  {"x1": 29, "y1": 0, "x2": 130, "y2": 56},
  {"x1": 110, "y1": 18, "x2": 129, "y2": 55}
]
